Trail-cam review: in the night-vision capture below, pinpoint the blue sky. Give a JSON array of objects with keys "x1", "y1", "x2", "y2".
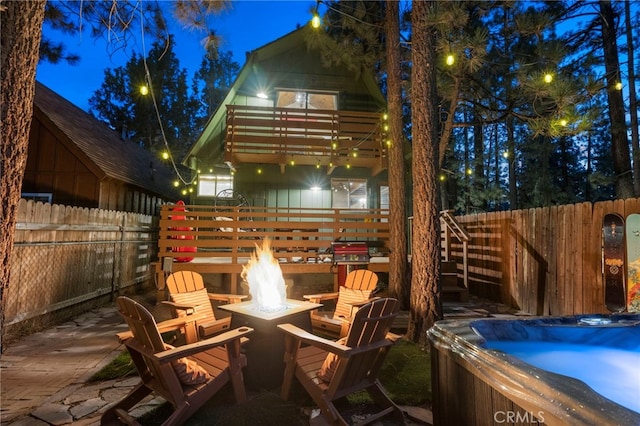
[{"x1": 36, "y1": 0, "x2": 316, "y2": 111}]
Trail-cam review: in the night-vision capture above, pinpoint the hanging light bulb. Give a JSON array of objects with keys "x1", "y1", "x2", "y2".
[
  {"x1": 311, "y1": 14, "x2": 321, "y2": 28},
  {"x1": 544, "y1": 73, "x2": 553, "y2": 83},
  {"x1": 445, "y1": 54, "x2": 455, "y2": 66},
  {"x1": 161, "y1": 151, "x2": 169, "y2": 160},
  {"x1": 140, "y1": 85, "x2": 149, "y2": 96}
]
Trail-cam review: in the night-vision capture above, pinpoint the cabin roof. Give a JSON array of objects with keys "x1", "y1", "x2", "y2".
[{"x1": 33, "y1": 82, "x2": 179, "y2": 199}]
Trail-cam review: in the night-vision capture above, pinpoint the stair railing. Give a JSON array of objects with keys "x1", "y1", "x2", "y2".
[{"x1": 439, "y1": 210, "x2": 470, "y2": 290}]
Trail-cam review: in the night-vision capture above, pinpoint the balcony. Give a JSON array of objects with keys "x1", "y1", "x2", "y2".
[{"x1": 225, "y1": 105, "x2": 387, "y2": 175}]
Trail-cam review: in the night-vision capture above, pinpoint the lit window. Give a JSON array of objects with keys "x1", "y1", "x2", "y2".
[
  {"x1": 197, "y1": 175, "x2": 233, "y2": 197},
  {"x1": 331, "y1": 179, "x2": 367, "y2": 209}
]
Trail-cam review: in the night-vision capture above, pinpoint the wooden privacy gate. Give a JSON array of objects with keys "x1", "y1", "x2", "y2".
[
  {"x1": 155, "y1": 205, "x2": 391, "y2": 295},
  {"x1": 446, "y1": 198, "x2": 640, "y2": 315}
]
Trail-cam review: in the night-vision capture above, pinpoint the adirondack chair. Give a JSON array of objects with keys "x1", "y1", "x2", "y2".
[
  {"x1": 278, "y1": 297, "x2": 404, "y2": 426},
  {"x1": 163, "y1": 271, "x2": 247, "y2": 343},
  {"x1": 102, "y1": 296, "x2": 253, "y2": 426},
  {"x1": 303, "y1": 269, "x2": 379, "y2": 338}
]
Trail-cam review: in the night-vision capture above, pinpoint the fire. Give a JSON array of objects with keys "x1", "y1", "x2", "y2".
[{"x1": 241, "y1": 238, "x2": 287, "y2": 311}]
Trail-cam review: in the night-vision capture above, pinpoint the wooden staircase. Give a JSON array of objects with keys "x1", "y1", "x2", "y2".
[
  {"x1": 441, "y1": 260, "x2": 469, "y2": 302},
  {"x1": 439, "y1": 211, "x2": 471, "y2": 302}
]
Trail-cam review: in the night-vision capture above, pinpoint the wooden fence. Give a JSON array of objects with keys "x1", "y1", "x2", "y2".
[
  {"x1": 156, "y1": 204, "x2": 390, "y2": 294},
  {"x1": 448, "y1": 198, "x2": 640, "y2": 315},
  {"x1": 4, "y1": 199, "x2": 156, "y2": 337}
]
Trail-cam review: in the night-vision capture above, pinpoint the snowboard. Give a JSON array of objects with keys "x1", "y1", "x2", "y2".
[
  {"x1": 603, "y1": 213, "x2": 626, "y2": 312},
  {"x1": 625, "y1": 213, "x2": 640, "y2": 312}
]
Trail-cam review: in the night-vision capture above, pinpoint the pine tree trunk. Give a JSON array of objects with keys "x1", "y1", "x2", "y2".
[
  {"x1": 385, "y1": 0, "x2": 408, "y2": 307},
  {"x1": 599, "y1": 0, "x2": 634, "y2": 198},
  {"x1": 407, "y1": 0, "x2": 442, "y2": 346},
  {"x1": 625, "y1": 0, "x2": 640, "y2": 195},
  {"x1": 0, "y1": 1, "x2": 46, "y2": 351}
]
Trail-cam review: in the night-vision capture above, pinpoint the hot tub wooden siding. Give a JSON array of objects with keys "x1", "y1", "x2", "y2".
[{"x1": 155, "y1": 205, "x2": 390, "y2": 295}]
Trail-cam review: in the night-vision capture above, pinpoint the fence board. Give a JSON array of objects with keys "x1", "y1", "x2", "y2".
[
  {"x1": 5, "y1": 200, "x2": 156, "y2": 338},
  {"x1": 446, "y1": 197, "x2": 640, "y2": 315}
]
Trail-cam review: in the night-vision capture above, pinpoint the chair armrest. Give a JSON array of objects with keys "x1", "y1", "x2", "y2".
[
  {"x1": 156, "y1": 326, "x2": 254, "y2": 363},
  {"x1": 303, "y1": 292, "x2": 339, "y2": 303},
  {"x1": 161, "y1": 300, "x2": 195, "y2": 315},
  {"x1": 117, "y1": 315, "x2": 207, "y2": 343},
  {"x1": 207, "y1": 293, "x2": 248, "y2": 304},
  {"x1": 278, "y1": 323, "x2": 350, "y2": 357}
]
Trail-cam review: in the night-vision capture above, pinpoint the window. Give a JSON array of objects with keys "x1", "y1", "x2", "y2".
[
  {"x1": 331, "y1": 179, "x2": 367, "y2": 209},
  {"x1": 379, "y1": 185, "x2": 389, "y2": 210},
  {"x1": 276, "y1": 90, "x2": 337, "y2": 110},
  {"x1": 197, "y1": 175, "x2": 233, "y2": 197}
]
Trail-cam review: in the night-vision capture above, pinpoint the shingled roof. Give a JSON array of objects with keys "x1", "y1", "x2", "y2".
[{"x1": 33, "y1": 81, "x2": 180, "y2": 199}]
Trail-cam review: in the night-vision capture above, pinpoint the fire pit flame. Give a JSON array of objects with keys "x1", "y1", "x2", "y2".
[{"x1": 241, "y1": 238, "x2": 287, "y2": 312}]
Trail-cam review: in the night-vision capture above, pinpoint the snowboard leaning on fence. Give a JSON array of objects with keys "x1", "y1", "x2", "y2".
[
  {"x1": 603, "y1": 213, "x2": 626, "y2": 312},
  {"x1": 625, "y1": 213, "x2": 640, "y2": 312}
]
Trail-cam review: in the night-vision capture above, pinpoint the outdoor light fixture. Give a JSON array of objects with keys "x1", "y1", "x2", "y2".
[
  {"x1": 446, "y1": 54, "x2": 455, "y2": 66},
  {"x1": 311, "y1": 14, "x2": 321, "y2": 28},
  {"x1": 257, "y1": 91, "x2": 268, "y2": 99},
  {"x1": 140, "y1": 85, "x2": 149, "y2": 95}
]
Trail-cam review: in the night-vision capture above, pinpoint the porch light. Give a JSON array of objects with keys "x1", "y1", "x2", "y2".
[
  {"x1": 311, "y1": 185, "x2": 321, "y2": 191},
  {"x1": 257, "y1": 91, "x2": 268, "y2": 99},
  {"x1": 140, "y1": 85, "x2": 149, "y2": 96}
]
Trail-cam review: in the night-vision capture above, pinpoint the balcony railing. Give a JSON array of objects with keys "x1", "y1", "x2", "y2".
[{"x1": 225, "y1": 105, "x2": 387, "y2": 174}]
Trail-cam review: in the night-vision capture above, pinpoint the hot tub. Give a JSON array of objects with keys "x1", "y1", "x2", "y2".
[{"x1": 427, "y1": 314, "x2": 640, "y2": 425}]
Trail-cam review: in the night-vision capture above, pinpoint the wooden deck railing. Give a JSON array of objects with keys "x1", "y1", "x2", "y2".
[
  {"x1": 225, "y1": 105, "x2": 387, "y2": 174},
  {"x1": 155, "y1": 205, "x2": 390, "y2": 294}
]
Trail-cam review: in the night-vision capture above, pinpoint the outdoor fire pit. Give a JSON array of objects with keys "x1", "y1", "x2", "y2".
[{"x1": 218, "y1": 239, "x2": 321, "y2": 390}]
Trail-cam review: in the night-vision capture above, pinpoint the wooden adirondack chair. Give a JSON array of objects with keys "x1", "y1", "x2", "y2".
[
  {"x1": 303, "y1": 269, "x2": 379, "y2": 338},
  {"x1": 101, "y1": 296, "x2": 253, "y2": 426},
  {"x1": 279, "y1": 297, "x2": 405, "y2": 426},
  {"x1": 163, "y1": 271, "x2": 247, "y2": 343}
]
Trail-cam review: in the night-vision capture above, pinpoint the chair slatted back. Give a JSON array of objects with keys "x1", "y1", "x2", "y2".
[
  {"x1": 116, "y1": 297, "x2": 184, "y2": 403},
  {"x1": 332, "y1": 298, "x2": 399, "y2": 392},
  {"x1": 166, "y1": 270, "x2": 206, "y2": 293},
  {"x1": 344, "y1": 269, "x2": 378, "y2": 291},
  {"x1": 166, "y1": 271, "x2": 215, "y2": 318}
]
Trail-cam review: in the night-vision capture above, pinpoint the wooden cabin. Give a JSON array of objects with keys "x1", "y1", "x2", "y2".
[
  {"x1": 157, "y1": 25, "x2": 391, "y2": 295},
  {"x1": 23, "y1": 82, "x2": 179, "y2": 215}
]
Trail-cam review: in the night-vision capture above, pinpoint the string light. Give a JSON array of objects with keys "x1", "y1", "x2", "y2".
[
  {"x1": 544, "y1": 73, "x2": 553, "y2": 83},
  {"x1": 445, "y1": 54, "x2": 455, "y2": 66}
]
